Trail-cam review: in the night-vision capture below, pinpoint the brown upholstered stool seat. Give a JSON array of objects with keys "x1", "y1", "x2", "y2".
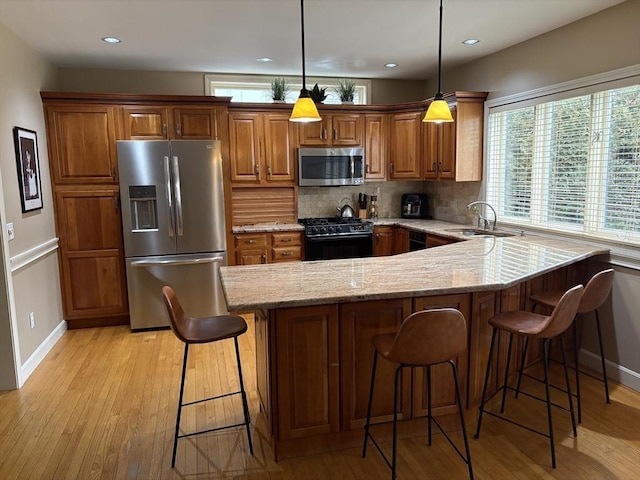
[
  {"x1": 524, "y1": 269, "x2": 614, "y2": 423},
  {"x1": 363, "y1": 308, "x2": 473, "y2": 480},
  {"x1": 474, "y1": 284, "x2": 585, "y2": 469},
  {"x1": 162, "y1": 286, "x2": 253, "y2": 468}
]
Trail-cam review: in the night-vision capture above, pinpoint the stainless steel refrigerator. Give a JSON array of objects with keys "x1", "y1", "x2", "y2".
[{"x1": 117, "y1": 140, "x2": 227, "y2": 330}]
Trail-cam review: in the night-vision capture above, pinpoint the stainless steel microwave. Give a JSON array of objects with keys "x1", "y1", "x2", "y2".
[{"x1": 298, "y1": 147, "x2": 365, "y2": 187}]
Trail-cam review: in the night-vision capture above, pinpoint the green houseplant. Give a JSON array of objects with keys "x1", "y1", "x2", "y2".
[
  {"x1": 309, "y1": 83, "x2": 327, "y2": 104},
  {"x1": 335, "y1": 79, "x2": 356, "y2": 103},
  {"x1": 270, "y1": 77, "x2": 288, "y2": 102}
]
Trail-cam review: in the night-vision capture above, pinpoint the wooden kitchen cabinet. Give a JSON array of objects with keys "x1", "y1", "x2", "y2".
[
  {"x1": 373, "y1": 226, "x2": 394, "y2": 256},
  {"x1": 228, "y1": 112, "x2": 296, "y2": 185},
  {"x1": 423, "y1": 93, "x2": 487, "y2": 181},
  {"x1": 364, "y1": 114, "x2": 388, "y2": 180},
  {"x1": 393, "y1": 227, "x2": 410, "y2": 254},
  {"x1": 54, "y1": 187, "x2": 128, "y2": 322},
  {"x1": 339, "y1": 299, "x2": 412, "y2": 430},
  {"x1": 234, "y1": 231, "x2": 302, "y2": 265},
  {"x1": 389, "y1": 111, "x2": 422, "y2": 179},
  {"x1": 412, "y1": 294, "x2": 471, "y2": 416},
  {"x1": 427, "y1": 233, "x2": 457, "y2": 248},
  {"x1": 121, "y1": 106, "x2": 220, "y2": 140},
  {"x1": 275, "y1": 305, "x2": 340, "y2": 440},
  {"x1": 297, "y1": 113, "x2": 363, "y2": 146},
  {"x1": 44, "y1": 104, "x2": 119, "y2": 185}
]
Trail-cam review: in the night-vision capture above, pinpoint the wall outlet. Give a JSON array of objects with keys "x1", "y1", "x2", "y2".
[
  {"x1": 6, "y1": 222, "x2": 15, "y2": 241},
  {"x1": 29, "y1": 312, "x2": 35, "y2": 329}
]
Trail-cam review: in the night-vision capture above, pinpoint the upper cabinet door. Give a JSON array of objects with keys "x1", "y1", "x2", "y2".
[
  {"x1": 228, "y1": 112, "x2": 262, "y2": 183},
  {"x1": 364, "y1": 114, "x2": 387, "y2": 180},
  {"x1": 331, "y1": 114, "x2": 363, "y2": 146},
  {"x1": 263, "y1": 113, "x2": 296, "y2": 183},
  {"x1": 173, "y1": 107, "x2": 218, "y2": 139},
  {"x1": 389, "y1": 112, "x2": 422, "y2": 179},
  {"x1": 121, "y1": 106, "x2": 170, "y2": 140},
  {"x1": 298, "y1": 118, "x2": 330, "y2": 146},
  {"x1": 46, "y1": 105, "x2": 119, "y2": 184}
]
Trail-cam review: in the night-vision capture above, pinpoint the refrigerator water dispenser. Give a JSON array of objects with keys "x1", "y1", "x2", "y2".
[{"x1": 129, "y1": 185, "x2": 158, "y2": 231}]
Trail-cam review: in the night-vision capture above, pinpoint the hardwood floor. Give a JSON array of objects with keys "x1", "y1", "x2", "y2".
[{"x1": 1, "y1": 316, "x2": 639, "y2": 479}]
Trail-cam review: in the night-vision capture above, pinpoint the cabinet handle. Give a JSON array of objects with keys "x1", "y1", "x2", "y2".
[
  {"x1": 162, "y1": 124, "x2": 168, "y2": 138},
  {"x1": 333, "y1": 129, "x2": 337, "y2": 140},
  {"x1": 254, "y1": 163, "x2": 260, "y2": 176},
  {"x1": 366, "y1": 164, "x2": 370, "y2": 174},
  {"x1": 114, "y1": 194, "x2": 120, "y2": 213},
  {"x1": 267, "y1": 165, "x2": 272, "y2": 176},
  {"x1": 176, "y1": 123, "x2": 182, "y2": 137},
  {"x1": 438, "y1": 161, "x2": 442, "y2": 172},
  {"x1": 246, "y1": 239, "x2": 257, "y2": 244},
  {"x1": 433, "y1": 162, "x2": 437, "y2": 173},
  {"x1": 261, "y1": 254, "x2": 267, "y2": 264},
  {"x1": 282, "y1": 251, "x2": 293, "y2": 257},
  {"x1": 390, "y1": 162, "x2": 394, "y2": 173},
  {"x1": 281, "y1": 237, "x2": 292, "y2": 242},
  {"x1": 111, "y1": 166, "x2": 116, "y2": 178},
  {"x1": 322, "y1": 129, "x2": 327, "y2": 140}
]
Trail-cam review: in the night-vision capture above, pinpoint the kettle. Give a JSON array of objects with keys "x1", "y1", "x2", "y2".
[{"x1": 337, "y1": 198, "x2": 355, "y2": 218}]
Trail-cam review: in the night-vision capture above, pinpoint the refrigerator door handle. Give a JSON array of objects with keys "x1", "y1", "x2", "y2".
[
  {"x1": 131, "y1": 256, "x2": 224, "y2": 267},
  {"x1": 164, "y1": 155, "x2": 175, "y2": 237},
  {"x1": 172, "y1": 155, "x2": 184, "y2": 236}
]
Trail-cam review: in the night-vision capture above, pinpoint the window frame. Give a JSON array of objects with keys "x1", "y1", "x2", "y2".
[{"x1": 483, "y1": 65, "x2": 640, "y2": 268}]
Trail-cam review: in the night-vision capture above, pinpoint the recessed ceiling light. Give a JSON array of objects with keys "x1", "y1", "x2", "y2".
[
  {"x1": 385, "y1": 63, "x2": 398, "y2": 68},
  {"x1": 101, "y1": 37, "x2": 121, "y2": 44},
  {"x1": 257, "y1": 57, "x2": 273, "y2": 62},
  {"x1": 462, "y1": 39, "x2": 480, "y2": 45}
]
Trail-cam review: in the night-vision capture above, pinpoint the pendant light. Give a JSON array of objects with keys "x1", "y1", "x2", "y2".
[
  {"x1": 423, "y1": 0, "x2": 453, "y2": 123},
  {"x1": 290, "y1": 0, "x2": 321, "y2": 122}
]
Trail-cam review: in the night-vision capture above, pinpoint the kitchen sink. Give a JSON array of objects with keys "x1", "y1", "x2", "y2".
[{"x1": 444, "y1": 228, "x2": 514, "y2": 238}]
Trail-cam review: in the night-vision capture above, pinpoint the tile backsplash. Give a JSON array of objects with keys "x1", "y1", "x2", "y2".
[{"x1": 298, "y1": 180, "x2": 482, "y2": 224}]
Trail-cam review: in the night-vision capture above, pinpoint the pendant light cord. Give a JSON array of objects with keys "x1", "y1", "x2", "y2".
[
  {"x1": 300, "y1": 0, "x2": 307, "y2": 91},
  {"x1": 437, "y1": 0, "x2": 443, "y2": 96}
]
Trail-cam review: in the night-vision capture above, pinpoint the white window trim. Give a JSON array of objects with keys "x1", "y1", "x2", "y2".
[
  {"x1": 204, "y1": 73, "x2": 372, "y2": 104},
  {"x1": 482, "y1": 65, "x2": 640, "y2": 269}
]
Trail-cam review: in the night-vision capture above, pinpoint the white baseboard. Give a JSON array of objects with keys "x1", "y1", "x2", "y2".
[
  {"x1": 19, "y1": 320, "x2": 66, "y2": 387},
  {"x1": 579, "y1": 348, "x2": 640, "y2": 393}
]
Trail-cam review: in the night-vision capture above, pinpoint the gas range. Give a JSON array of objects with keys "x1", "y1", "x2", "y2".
[{"x1": 299, "y1": 217, "x2": 374, "y2": 238}]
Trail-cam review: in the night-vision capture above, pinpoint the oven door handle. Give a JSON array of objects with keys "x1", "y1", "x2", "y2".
[{"x1": 306, "y1": 234, "x2": 372, "y2": 242}]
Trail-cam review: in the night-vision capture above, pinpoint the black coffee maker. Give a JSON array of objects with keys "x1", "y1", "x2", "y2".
[{"x1": 401, "y1": 193, "x2": 431, "y2": 219}]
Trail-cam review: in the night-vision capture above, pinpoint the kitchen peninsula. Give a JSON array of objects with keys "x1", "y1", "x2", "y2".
[{"x1": 219, "y1": 235, "x2": 608, "y2": 460}]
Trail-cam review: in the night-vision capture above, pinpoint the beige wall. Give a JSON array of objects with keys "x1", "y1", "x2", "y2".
[
  {"x1": 432, "y1": 0, "x2": 640, "y2": 99},
  {"x1": 0, "y1": 23, "x2": 63, "y2": 387}
]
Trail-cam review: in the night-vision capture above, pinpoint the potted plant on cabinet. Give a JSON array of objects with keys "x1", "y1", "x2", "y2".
[
  {"x1": 271, "y1": 77, "x2": 288, "y2": 102},
  {"x1": 309, "y1": 83, "x2": 327, "y2": 104},
  {"x1": 335, "y1": 79, "x2": 356, "y2": 103}
]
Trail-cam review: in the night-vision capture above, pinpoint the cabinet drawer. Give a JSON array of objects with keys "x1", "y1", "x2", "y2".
[
  {"x1": 271, "y1": 246, "x2": 302, "y2": 262},
  {"x1": 235, "y1": 234, "x2": 268, "y2": 248},
  {"x1": 271, "y1": 232, "x2": 302, "y2": 247}
]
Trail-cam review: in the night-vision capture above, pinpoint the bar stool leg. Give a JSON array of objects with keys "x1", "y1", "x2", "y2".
[
  {"x1": 542, "y1": 339, "x2": 556, "y2": 468},
  {"x1": 594, "y1": 310, "x2": 611, "y2": 404},
  {"x1": 234, "y1": 337, "x2": 254, "y2": 454},
  {"x1": 427, "y1": 365, "x2": 433, "y2": 446},
  {"x1": 450, "y1": 360, "x2": 474, "y2": 480},
  {"x1": 500, "y1": 333, "x2": 514, "y2": 413},
  {"x1": 514, "y1": 337, "x2": 529, "y2": 399},
  {"x1": 362, "y1": 350, "x2": 378, "y2": 458},
  {"x1": 172, "y1": 343, "x2": 189, "y2": 468},
  {"x1": 559, "y1": 334, "x2": 577, "y2": 436},
  {"x1": 391, "y1": 366, "x2": 402, "y2": 480},
  {"x1": 474, "y1": 328, "x2": 498, "y2": 439},
  {"x1": 572, "y1": 319, "x2": 582, "y2": 423}
]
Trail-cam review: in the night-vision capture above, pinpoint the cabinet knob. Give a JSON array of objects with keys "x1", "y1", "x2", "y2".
[
  {"x1": 247, "y1": 239, "x2": 257, "y2": 244},
  {"x1": 282, "y1": 251, "x2": 293, "y2": 257},
  {"x1": 261, "y1": 254, "x2": 267, "y2": 264},
  {"x1": 254, "y1": 164, "x2": 260, "y2": 176}
]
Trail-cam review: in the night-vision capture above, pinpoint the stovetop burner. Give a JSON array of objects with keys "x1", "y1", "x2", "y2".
[{"x1": 299, "y1": 217, "x2": 374, "y2": 237}]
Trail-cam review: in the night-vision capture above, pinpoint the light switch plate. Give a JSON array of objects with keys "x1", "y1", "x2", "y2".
[{"x1": 6, "y1": 222, "x2": 15, "y2": 241}]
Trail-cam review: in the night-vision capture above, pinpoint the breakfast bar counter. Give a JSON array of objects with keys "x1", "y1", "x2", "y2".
[{"x1": 219, "y1": 236, "x2": 608, "y2": 460}]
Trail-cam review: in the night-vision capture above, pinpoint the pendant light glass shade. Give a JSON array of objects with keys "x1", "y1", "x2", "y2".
[
  {"x1": 290, "y1": 0, "x2": 321, "y2": 123},
  {"x1": 423, "y1": 0, "x2": 453, "y2": 123},
  {"x1": 290, "y1": 89, "x2": 321, "y2": 122}
]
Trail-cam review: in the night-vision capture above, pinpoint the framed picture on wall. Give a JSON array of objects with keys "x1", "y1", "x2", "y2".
[{"x1": 13, "y1": 126, "x2": 43, "y2": 213}]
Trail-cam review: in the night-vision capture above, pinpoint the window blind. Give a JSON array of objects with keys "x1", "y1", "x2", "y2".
[{"x1": 486, "y1": 84, "x2": 640, "y2": 244}]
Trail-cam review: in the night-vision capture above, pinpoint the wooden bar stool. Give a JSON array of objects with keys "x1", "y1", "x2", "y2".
[
  {"x1": 161, "y1": 286, "x2": 253, "y2": 468},
  {"x1": 522, "y1": 269, "x2": 614, "y2": 423},
  {"x1": 362, "y1": 308, "x2": 473, "y2": 480},
  {"x1": 474, "y1": 284, "x2": 584, "y2": 468}
]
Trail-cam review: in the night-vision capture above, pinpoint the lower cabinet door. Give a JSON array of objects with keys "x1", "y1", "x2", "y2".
[
  {"x1": 275, "y1": 305, "x2": 340, "y2": 440},
  {"x1": 339, "y1": 299, "x2": 412, "y2": 430}
]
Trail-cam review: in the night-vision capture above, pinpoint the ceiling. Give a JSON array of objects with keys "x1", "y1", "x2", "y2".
[{"x1": 0, "y1": 0, "x2": 625, "y2": 81}]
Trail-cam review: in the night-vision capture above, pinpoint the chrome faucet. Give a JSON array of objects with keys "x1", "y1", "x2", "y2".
[{"x1": 467, "y1": 201, "x2": 497, "y2": 231}]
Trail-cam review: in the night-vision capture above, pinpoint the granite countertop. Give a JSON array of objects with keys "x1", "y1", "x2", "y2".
[{"x1": 220, "y1": 235, "x2": 609, "y2": 311}]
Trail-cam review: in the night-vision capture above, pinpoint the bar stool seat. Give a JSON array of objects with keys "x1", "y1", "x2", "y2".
[
  {"x1": 474, "y1": 284, "x2": 584, "y2": 469},
  {"x1": 162, "y1": 286, "x2": 253, "y2": 468},
  {"x1": 525, "y1": 269, "x2": 614, "y2": 423},
  {"x1": 362, "y1": 308, "x2": 474, "y2": 480}
]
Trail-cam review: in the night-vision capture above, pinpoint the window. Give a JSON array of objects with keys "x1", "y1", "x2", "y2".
[
  {"x1": 205, "y1": 74, "x2": 370, "y2": 104},
  {"x1": 486, "y1": 81, "x2": 640, "y2": 245}
]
